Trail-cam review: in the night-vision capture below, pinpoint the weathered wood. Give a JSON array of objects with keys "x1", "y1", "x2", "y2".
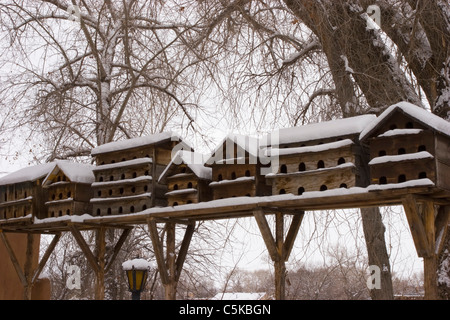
[
  {"x1": 402, "y1": 195, "x2": 431, "y2": 257},
  {"x1": 32, "y1": 233, "x2": 61, "y2": 283},
  {"x1": 268, "y1": 165, "x2": 357, "y2": 195},
  {"x1": 435, "y1": 205, "x2": 450, "y2": 255},
  {"x1": 165, "y1": 222, "x2": 176, "y2": 300},
  {"x1": 147, "y1": 218, "x2": 194, "y2": 300},
  {"x1": 23, "y1": 234, "x2": 36, "y2": 300},
  {"x1": 422, "y1": 200, "x2": 439, "y2": 300},
  {"x1": 253, "y1": 210, "x2": 304, "y2": 300},
  {"x1": 253, "y1": 209, "x2": 279, "y2": 262},
  {"x1": 176, "y1": 222, "x2": 195, "y2": 282},
  {"x1": 282, "y1": 212, "x2": 304, "y2": 261},
  {"x1": 275, "y1": 212, "x2": 285, "y2": 300},
  {"x1": 69, "y1": 224, "x2": 99, "y2": 273},
  {"x1": 424, "y1": 256, "x2": 439, "y2": 300},
  {"x1": 95, "y1": 228, "x2": 106, "y2": 300},
  {"x1": 147, "y1": 218, "x2": 169, "y2": 285},
  {"x1": 105, "y1": 228, "x2": 132, "y2": 272}
]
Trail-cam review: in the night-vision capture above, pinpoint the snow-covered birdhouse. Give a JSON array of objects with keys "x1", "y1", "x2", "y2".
[
  {"x1": 206, "y1": 134, "x2": 271, "y2": 199},
  {"x1": 0, "y1": 162, "x2": 55, "y2": 220},
  {"x1": 158, "y1": 150, "x2": 212, "y2": 206},
  {"x1": 264, "y1": 115, "x2": 376, "y2": 195},
  {"x1": 89, "y1": 132, "x2": 183, "y2": 216},
  {"x1": 42, "y1": 161, "x2": 94, "y2": 218},
  {"x1": 360, "y1": 102, "x2": 450, "y2": 192}
]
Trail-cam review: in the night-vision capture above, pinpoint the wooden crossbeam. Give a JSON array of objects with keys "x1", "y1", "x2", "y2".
[
  {"x1": 105, "y1": 228, "x2": 132, "y2": 273},
  {"x1": 176, "y1": 223, "x2": 195, "y2": 282},
  {"x1": 69, "y1": 224, "x2": 99, "y2": 273},
  {"x1": 253, "y1": 209, "x2": 279, "y2": 262},
  {"x1": 282, "y1": 213, "x2": 304, "y2": 261}
]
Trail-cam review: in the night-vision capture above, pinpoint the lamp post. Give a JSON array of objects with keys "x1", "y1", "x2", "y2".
[{"x1": 122, "y1": 258, "x2": 152, "y2": 300}]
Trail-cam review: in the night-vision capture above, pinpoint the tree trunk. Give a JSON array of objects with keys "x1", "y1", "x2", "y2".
[{"x1": 361, "y1": 207, "x2": 394, "y2": 299}]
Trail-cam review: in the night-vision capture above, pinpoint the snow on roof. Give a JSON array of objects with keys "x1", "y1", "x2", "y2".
[
  {"x1": 0, "y1": 162, "x2": 56, "y2": 186},
  {"x1": 360, "y1": 101, "x2": 450, "y2": 141},
  {"x1": 43, "y1": 160, "x2": 95, "y2": 186},
  {"x1": 91, "y1": 132, "x2": 182, "y2": 156},
  {"x1": 261, "y1": 114, "x2": 376, "y2": 147},
  {"x1": 368, "y1": 151, "x2": 434, "y2": 165},
  {"x1": 158, "y1": 150, "x2": 212, "y2": 183},
  {"x1": 266, "y1": 139, "x2": 354, "y2": 157},
  {"x1": 205, "y1": 133, "x2": 260, "y2": 165},
  {"x1": 122, "y1": 258, "x2": 155, "y2": 271}
]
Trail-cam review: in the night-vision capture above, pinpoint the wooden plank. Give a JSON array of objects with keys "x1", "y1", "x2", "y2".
[
  {"x1": 253, "y1": 209, "x2": 279, "y2": 262},
  {"x1": 69, "y1": 224, "x2": 99, "y2": 273},
  {"x1": 95, "y1": 228, "x2": 106, "y2": 300},
  {"x1": 435, "y1": 205, "x2": 450, "y2": 255},
  {"x1": 422, "y1": 200, "x2": 435, "y2": 254},
  {"x1": 166, "y1": 221, "x2": 176, "y2": 300},
  {"x1": 275, "y1": 212, "x2": 285, "y2": 300},
  {"x1": 282, "y1": 212, "x2": 304, "y2": 261},
  {"x1": 32, "y1": 233, "x2": 61, "y2": 284},
  {"x1": 105, "y1": 227, "x2": 132, "y2": 273},
  {"x1": 23, "y1": 234, "x2": 35, "y2": 300},
  {"x1": 401, "y1": 195, "x2": 431, "y2": 257},
  {"x1": 424, "y1": 256, "x2": 439, "y2": 300},
  {"x1": 175, "y1": 222, "x2": 195, "y2": 282},
  {"x1": 147, "y1": 218, "x2": 169, "y2": 285}
]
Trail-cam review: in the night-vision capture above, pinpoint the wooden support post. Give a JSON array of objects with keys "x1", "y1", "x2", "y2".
[
  {"x1": 69, "y1": 224, "x2": 131, "y2": 300},
  {"x1": 23, "y1": 234, "x2": 35, "y2": 300},
  {"x1": 253, "y1": 209, "x2": 304, "y2": 300},
  {"x1": 402, "y1": 195, "x2": 442, "y2": 299},
  {"x1": 166, "y1": 222, "x2": 176, "y2": 300},
  {"x1": 274, "y1": 212, "x2": 285, "y2": 300},
  {"x1": 95, "y1": 228, "x2": 106, "y2": 300},
  {"x1": 147, "y1": 218, "x2": 195, "y2": 300}
]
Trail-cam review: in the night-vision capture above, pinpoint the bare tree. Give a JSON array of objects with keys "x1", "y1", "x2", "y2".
[
  {"x1": 0, "y1": 0, "x2": 216, "y2": 161},
  {"x1": 186, "y1": 0, "x2": 449, "y2": 299}
]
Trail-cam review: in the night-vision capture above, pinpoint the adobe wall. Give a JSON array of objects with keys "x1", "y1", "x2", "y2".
[{"x1": 0, "y1": 233, "x2": 50, "y2": 300}]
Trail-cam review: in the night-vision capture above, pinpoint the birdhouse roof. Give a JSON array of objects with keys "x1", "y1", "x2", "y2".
[
  {"x1": 359, "y1": 101, "x2": 450, "y2": 141},
  {"x1": 158, "y1": 150, "x2": 211, "y2": 183},
  {"x1": 42, "y1": 160, "x2": 95, "y2": 186},
  {"x1": 91, "y1": 131, "x2": 186, "y2": 156}
]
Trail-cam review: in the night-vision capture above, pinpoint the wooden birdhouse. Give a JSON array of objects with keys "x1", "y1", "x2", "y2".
[
  {"x1": 42, "y1": 161, "x2": 94, "y2": 218},
  {"x1": 90, "y1": 132, "x2": 184, "y2": 216},
  {"x1": 263, "y1": 115, "x2": 376, "y2": 195},
  {"x1": 158, "y1": 150, "x2": 212, "y2": 206},
  {"x1": 359, "y1": 102, "x2": 450, "y2": 192},
  {"x1": 206, "y1": 134, "x2": 271, "y2": 199},
  {"x1": 0, "y1": 162, "x2": 55, "y2": 220}
]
